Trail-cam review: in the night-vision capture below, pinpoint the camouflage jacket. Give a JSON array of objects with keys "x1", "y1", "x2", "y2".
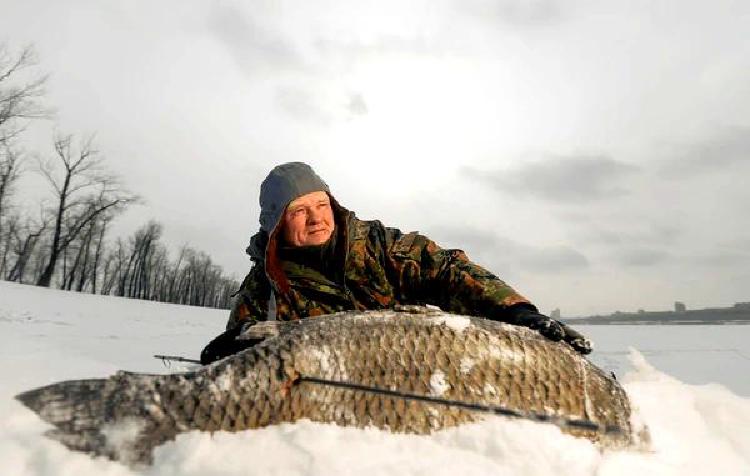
[{"x1": 227, "y1": 202, "x2": 530, "y2": 330}]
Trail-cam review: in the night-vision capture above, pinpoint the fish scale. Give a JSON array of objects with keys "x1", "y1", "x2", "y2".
[{"x1": 16, "y1": 306, "x2": 646, "y2": 466}]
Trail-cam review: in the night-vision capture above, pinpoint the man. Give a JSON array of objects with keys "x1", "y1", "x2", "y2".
[{"x1": 200, "y1": 162, "x2": 591, "y2": 364}]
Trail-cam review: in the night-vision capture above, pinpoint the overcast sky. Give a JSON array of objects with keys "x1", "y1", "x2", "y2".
[{"x1": 2, "y1": 0, "x2": 749, "y2": 316}]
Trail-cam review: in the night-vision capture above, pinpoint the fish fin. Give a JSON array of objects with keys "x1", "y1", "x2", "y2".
[{"x1": 17, "y1": 379, "x2": 113, "y2": 455}]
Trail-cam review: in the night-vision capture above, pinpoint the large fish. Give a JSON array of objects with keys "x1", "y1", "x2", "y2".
[{"x1": 16, "y1": 306, "x2": 646, "y2": 465}]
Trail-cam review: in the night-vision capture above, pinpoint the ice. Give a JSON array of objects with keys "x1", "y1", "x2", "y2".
[
  {"x1": 578, "y1": 324, "x2": 750, "y2": 396},
  {"x1": 1, "y1": 280, "x2": 749, "y2": 475}
]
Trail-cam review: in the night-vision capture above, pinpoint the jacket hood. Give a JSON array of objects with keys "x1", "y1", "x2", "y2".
[{"x1": 245, "y1": 194, "x2": 351, "y2": 296}]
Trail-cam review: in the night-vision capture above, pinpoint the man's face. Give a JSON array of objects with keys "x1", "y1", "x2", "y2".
[{"x1": 281, "y1": 191, "x2": 335, "y2": 247}]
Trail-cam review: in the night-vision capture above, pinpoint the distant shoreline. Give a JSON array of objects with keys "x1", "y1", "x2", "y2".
[
  {"x1": 562, "y1": 319, "x2": 750, "y2": 326},
  {"x1": 561, "y1": 304, "x2": 750, "y2": 325}
]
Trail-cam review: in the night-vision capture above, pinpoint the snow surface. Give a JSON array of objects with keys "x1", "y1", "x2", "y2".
[
  {"x1": 429, "y1": 370, "x2": 449, "y2": 397},
  {"x1": 1, "y1": 280, "x2": 749, "y2": 475},
  {"x1": 579, "y1": 324, "x2": 750, "y2": 397},
  {"x1": 430, "y1": 313, "x2": 472, "y2": 332}
]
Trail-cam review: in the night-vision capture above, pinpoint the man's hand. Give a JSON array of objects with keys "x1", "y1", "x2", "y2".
[
  {"x1": 559, "y1": 321, "x2": 593, "y2": 354},
  {"x1": 528, "y1": 318, "x2": 565, "y2": 341},
  {"x1": 200, "y1": 322, "x2": 265, "y2": 365},
  {"x1": 505, "y1": 305, "x2": 593, "y2": 355}
]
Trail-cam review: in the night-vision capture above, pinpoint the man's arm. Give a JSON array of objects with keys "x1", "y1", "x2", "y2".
[
  {"x1": 225, "y1": 264, "x2": 272, "y2": 330},
  {"x1": 201, "y1": 264, "x2": 272, "y2": 365},
  {"x1": 385, "y1": 230, "x2": 592, "y2": 354},
  {"x1": 386, "y1": 230, "x2": 529, "y2": 316}
]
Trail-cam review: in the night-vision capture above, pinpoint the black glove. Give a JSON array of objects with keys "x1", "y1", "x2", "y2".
[
  {"x1": 558, "y1": 321, "x2": 593, "y2": 355},
  {"x1": 504, "y1": 304, "x2": 592, "y2": 355},
  {"x1": 200, "y1": 323, "x2": 264, "y2": 365}
]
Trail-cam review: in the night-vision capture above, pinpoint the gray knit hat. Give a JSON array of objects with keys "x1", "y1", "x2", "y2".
[{"x1": 259, "y1": 162, "x2": 330, "y2": 233}]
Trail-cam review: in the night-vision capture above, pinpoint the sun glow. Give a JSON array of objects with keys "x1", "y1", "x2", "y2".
[{"x1": 327, "y1": 56, "x2": 526, "y2": 195}]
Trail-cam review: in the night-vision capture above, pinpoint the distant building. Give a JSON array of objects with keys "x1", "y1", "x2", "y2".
[
  {"x1": 675, "y1": 301, "x2": 686, "y2": 313},
  {"x1": 550, "y1": 308, "x2": 561, "y2": 319}
]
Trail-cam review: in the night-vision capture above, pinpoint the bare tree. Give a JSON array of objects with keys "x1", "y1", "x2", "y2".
[
  {"x1": 89, "y1": 212, "x2": 112, "y2": 294},
  {"x1": 119, "y1": 221, "x2": 162, "y2": 299},
  {"x1": 0, "y1": 211, "x2": 19, "y2": 276},
  {"x1": 101, "y1": 238, "x2": 125, "y2": 296},
  {"x1": 0, "y1": 142, "x2": 23, "y2": 234},
  {"x1": 0, "y1": 44, "x2": 48, "y2": 218},
  {"x1": 36, "y1": 134, "x2": 138, "y2": 287},
  {"x1": 167, "y1": 244, "x2": 187, "y2": 302},
  {"x1": 97, "y1": 223, "x2": 238, "y2": 309},
  {"x1": 0, "y1": 43, "x2": 48, "y2": 141},
  {"x1": 167, "y1": 247, "x2": 237, "y2": 308},
  {"x1": 0, "y1": 42, "x2": 49, "y2": 284},
  {"x1": 62, "y1": 217, "x2": 96, "y2": 291},
  {"x1": 4, "y1": 213, "x2": 49, "y2": 283}
]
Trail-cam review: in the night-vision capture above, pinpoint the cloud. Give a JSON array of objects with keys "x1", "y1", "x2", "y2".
[
  {"x1": 347, "y1": 93, "x2": 368, "y2": 116},
  {"x1": 274, "y1": 86, "x2": 328, "y2": 122},
  {"x1": 313, "y1": 34, "x2": 446, "y2": 64},
  {"x1": 274, "y1": 87, "x2": 368, "y2": 123},
  {"x1": 689, "y1": 236, "x2": 750, "y2": 267},
  {"x1": 427, "y1": 226, "x2": 498, "y2": 256},
  {"x1": 518, "y1": 245, "x2": 589, "y2": 272},
  {"x1": 461, "y1": 154, "x2": 639, "y2": 203},
  {"x1": 613, "y1": 247, "x2": 670, "y2": 267},
  {"x1": 660, "y1": 126, "x2": 750, "y2": 178},
  {"x1": 207, "y1": 3, "x2": 453, "y2": 78},
  {"x1": 692, "y1": 250, "x2": 750, "y2": 267},
  {"x1": 427, "y1": 226, "x2": 589, "y2": 274},
  {"x1": 457, "y1": 0, "x2": 564, "y2": 27},
  {"x1": 556, "y1": 213, "x2": 682, "y2": 269},
  {"x1": 577, "y1": 223, "x2": 681, "y2": 247},
  {"x1": 207, "y1": 3, "x2": 306, "y2": 75},
  {"x1": 724, "y1": 235, "x2": 750, "y2": 250}
]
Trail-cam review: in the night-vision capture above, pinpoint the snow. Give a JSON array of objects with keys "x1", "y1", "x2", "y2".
[
  {"x1": 460, "y1": 357, "x2": 475, "y2": 374},
  {"x1": 101, "y1": 419, "x2": 146, "y2": 459},
  {"x1": 431, "y1": 313, "x2": 472, "y2": 332},
  {"x1": 429, "y1": 370, "x2": 450, "y2": 396},
  {"x1": 1, "y1": 280, "x2": 749, "y2": 475}
]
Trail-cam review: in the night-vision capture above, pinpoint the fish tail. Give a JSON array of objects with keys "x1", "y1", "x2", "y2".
[
  {"x1": 16, "y1": 379, "x2": 113, "y2": 453},
  {"x1": 16, "y1": 374, "x2": 171, "y2": 465}
]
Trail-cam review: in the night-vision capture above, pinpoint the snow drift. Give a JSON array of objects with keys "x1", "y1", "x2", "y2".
[{"x1": 1, "y1": 281, "x2": 749, "y2": 475}]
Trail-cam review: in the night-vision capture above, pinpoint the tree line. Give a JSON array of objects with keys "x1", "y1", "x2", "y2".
[{"x1": 0, "y1": 43, "x2": 239, "y2": 309}]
